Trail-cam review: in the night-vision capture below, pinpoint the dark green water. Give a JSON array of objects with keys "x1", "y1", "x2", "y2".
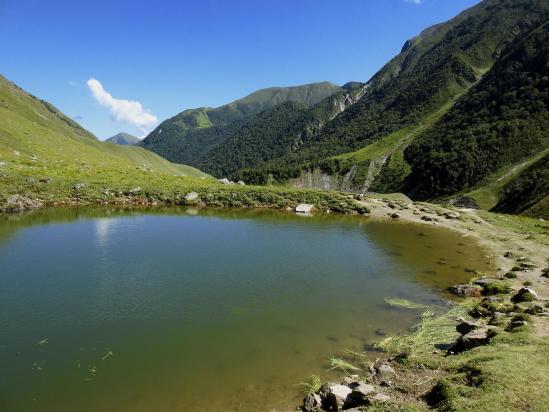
[{"x1": 0, "y1": 208, "x2": 491, "y2": 411}]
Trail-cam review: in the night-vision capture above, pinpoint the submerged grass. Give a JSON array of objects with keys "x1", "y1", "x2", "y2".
[
  {"x1": 297, "y1": 374, "x2": 322, "y2": 395},
  {"x1": 384, "y1": 298, "x2": 431, "y2": 310},
  {"x1": 328, "y1": 357, "x2": 361, "y2": 373}
]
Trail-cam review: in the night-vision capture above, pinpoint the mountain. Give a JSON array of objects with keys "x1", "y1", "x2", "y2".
[
  {"x1": 105, "y1": 132, "x2": 141, "y2": 145},
  {"x1": 139, "y1": 82, "x2": 346, "y2": 166},
  {"x1": 405, "y1": 19, "x2": 549, "y2": 201},
  {"x1": 0, "y1": 74, "x2": 210, "y2": 196},
  {"x1": 140, "y1": 0, "x2": 548, "y2": 217}
]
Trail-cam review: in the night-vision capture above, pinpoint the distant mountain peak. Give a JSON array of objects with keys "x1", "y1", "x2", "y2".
[{"x1": 105, "y1": 132, "x2": 141, "y2": 145}]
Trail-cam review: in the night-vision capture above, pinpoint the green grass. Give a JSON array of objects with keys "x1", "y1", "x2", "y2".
[
  {"x1": 462, "y1": 148, "x2": 549, "y2": 211},
  {"x1": 378, "y1": 296, "x2": 549, "y2": 411}
]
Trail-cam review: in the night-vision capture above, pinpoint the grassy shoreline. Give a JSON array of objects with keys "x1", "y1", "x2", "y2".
[{"x1": 298, "y1": 197, "x2": 549, "y2": 411}]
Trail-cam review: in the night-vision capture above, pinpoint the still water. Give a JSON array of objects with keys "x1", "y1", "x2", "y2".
[{"x1": 0, "y1": 208, "x2": 491, "y2": 411}]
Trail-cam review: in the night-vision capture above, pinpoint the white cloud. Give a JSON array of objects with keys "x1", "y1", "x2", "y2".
[
  {"x1": 87, "y1": 78, "x2": 158, "y2": 134},
  {"x1": 405, "y1": 0, "x2": 424, "y2": 4}
]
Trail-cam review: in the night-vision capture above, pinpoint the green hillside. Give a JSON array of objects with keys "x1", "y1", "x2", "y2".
[
  {"x1": 0, "y1": 74, "x2": 212, "y2": 205},
  {"x1": 139, "y1": 82, "x2": 345, "y2": 165},
  {"x1": 105, "y1": 132, "x2": 141, "y2": 145},
  {"x1": 405, "y1": 20, "x2": 549, "y2": 199}
]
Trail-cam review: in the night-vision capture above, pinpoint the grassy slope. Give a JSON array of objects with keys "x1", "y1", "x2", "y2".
[
  {"x1": 139, "y1": 82, "x2": 344, "y2": 165},
  {"x1": 0, "y1": 75, "x2": 368, "y2": 214},
  {"x1": 0, "y1": 75, "x2": 209, "y2": 179},
  {"x1": 461, "y1": 148, "x2": 549, "y2": 210}
]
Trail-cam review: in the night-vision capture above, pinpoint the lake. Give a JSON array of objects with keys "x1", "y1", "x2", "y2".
[{"x1": 0, "y1": 208, "x2": 491, "y2": 411}]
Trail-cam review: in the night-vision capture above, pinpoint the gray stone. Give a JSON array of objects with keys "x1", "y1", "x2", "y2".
[
  {"x1": 344, "y1": 383, "x2": 375, "y2": 409},
  {"x1": 218, "y1": 178, "x2": 234, "y2": 185},
  {"x1": 184, "y1": 192, "x2": 199, "y2": 201},
  {"x1": 237, "y1": 180, "x2": 246, "y2": 186},
  {"x1": 73, "y1": 182, "x2": 86, "y2": 190},
  {"x1": 296, "y1": 204, "x2": 314, "y2": 214},
  {"x1": 390, "y1": 213, "x2": 400, "y2": 219},
  {"x1": 459, "y1": 327, "x2": 491, "y2": 350},
  {"x1": 320, "y1": 383, "x2": 352, "y2": 411},
  {"x1": 302, "y1": 393, "x2": 322, "y2": 412},
  {"x1": 375, "y1": 363, "x2": 396, "y2": 382},
  {"x1": 371, "y1": 393, "x2": 390, "y2": 402}
]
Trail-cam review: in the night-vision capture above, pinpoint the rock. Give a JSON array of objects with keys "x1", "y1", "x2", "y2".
[
  {"x1": 452, "y1": 327, "x2": 493, "y2": 352},
  {"x1": 449, "y1": 284, "x2": 482, "y2": 298},
  {"x1": 302, "y1": 393, "x2": 322, "y2": 412},
  {"x1": 341, "y1": 375, "x2": 360, "y2": 386},
  {"x1": 296, "y1": 204, "x2": 314, "y2": 214},
  {"x1": 508, "y1": 320, "x2": 528, "y2": 330},
  {"x1": 375, "y1": 363, "x2": 396, "y2": 382},
  {"x1": 448, "y1": 196, "x2": 479, "y2": 209},
  {"x1": 525, "y1": 304, "x2": 544, "y2": 315},
  {"x1": 237, "y1": 180, "x2": 246, "y2": 186},
  {"x1": 421, "y1": 215, "x2": 434, "y2": 222},
  {"x1": 371, "y1": 393, "x2": 390, "y2": 402},
  {"x1": 443, "y1": 212, "x2": 460, "y2": 219},
  {"x1": 320, "y1": 383, "x2": 352, "y2": 411},
  {"x1": 184, "y1": 192, "x2": 199, "y2": 201},
  {"x1": 390, "y1": 213, "x2": 400, "y2": 219},
  {"x1": 129, "y1": 187, "x2": 141, "y2": 194},
  {"x1": 1, "y1": 195, "x2": 43, "y2": 212},
  {"x1": 456, "y1": 319, "x2": 479, "y2": 335},
  {"x1": 512, "y1": 287, "x2": 538, "y2": 303},
  {"x1": 73, "y1": 182, "x2": 86, "y2": 190},
  {"x1": 218, "y1": 178, "x2": 234, "y2": 185},
  {"x1": 489, "y1": 312, "x2": 506, "y2": 326},
  {"x1": 473, "y1": 277, "x2": 492, "y2": 287},
  {"x1": 344, "y1": 383, "x2": 375, "y2": 409},
  {"x1": 541, "y1": 268, "x2": 549, "y2": 278}
]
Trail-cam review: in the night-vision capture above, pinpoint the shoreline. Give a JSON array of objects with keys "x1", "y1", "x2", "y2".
[{"x1": 1, "y1": 190, "x2": 548, "y2": 410}]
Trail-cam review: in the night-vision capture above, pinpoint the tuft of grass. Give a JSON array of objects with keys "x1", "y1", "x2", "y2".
[
  {"x1": 483, "y1": 280, "x2": 512, "y2": 296},
  {"x1": 297, "y1": 374, "x2": 322, "y2": 395}
]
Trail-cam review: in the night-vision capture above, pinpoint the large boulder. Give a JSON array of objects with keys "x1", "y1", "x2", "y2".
[
  {"x1": 344, "y1": 383, "x2": 375, "y2": 409},
  {"x1": 320, "y1": 383, "x2": 352, "y2": 411},
  {"x1": 296, "y1": 204, "x2": 314, "y2": 214}
]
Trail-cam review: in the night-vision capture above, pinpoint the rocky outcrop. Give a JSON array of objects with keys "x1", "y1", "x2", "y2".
[
  {"x1": 289, "y1": 167, "x2": 367, "y2": 193},
  {"x1": 0, "y1": 195, "x2": 43, "y2": 212}
]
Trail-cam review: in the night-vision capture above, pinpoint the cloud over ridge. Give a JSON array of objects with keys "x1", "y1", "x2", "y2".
[{"x1": 87, "y1": 78, "x2": 157, "y2": 134}]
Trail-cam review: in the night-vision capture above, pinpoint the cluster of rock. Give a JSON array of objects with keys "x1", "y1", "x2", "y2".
[
  {"x1": 218, "y1": 178, "x2": 245, "y2": 186},
  {"x1": 301, "y1": 363, "x2": 396, "y2": 411},
  {"x1": 0, "y1": 194, "x2": 43, "y2": 212}
]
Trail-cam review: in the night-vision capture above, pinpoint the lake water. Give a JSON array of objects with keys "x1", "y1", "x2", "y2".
[{"x1": 0, "y1": 208, "x2": 491, "y2": 411}]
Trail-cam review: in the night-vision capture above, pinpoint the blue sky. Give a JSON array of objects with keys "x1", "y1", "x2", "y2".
[{"x1": 1, "y1": 0, "x2": 480, "y2": 139}]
